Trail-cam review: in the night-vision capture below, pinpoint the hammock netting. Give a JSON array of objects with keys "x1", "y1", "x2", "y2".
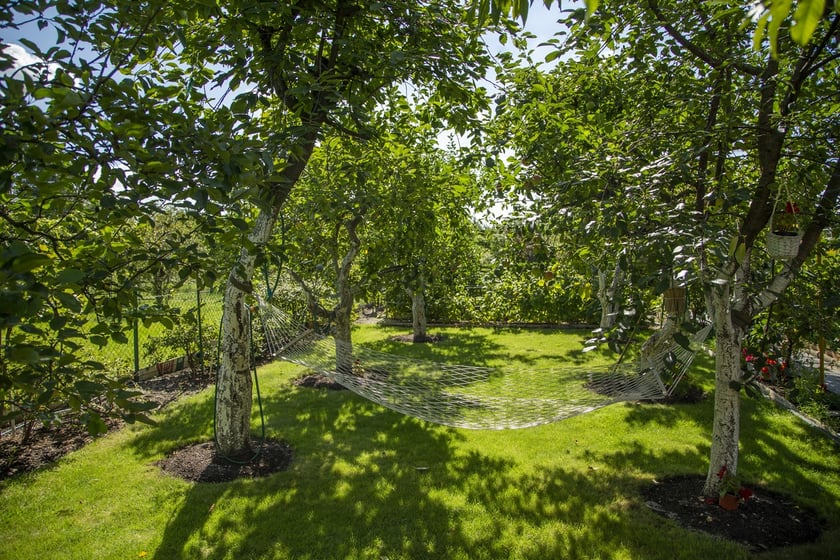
[{"x1": 257, "y1": 299, "x2": 711, "y2": 430}]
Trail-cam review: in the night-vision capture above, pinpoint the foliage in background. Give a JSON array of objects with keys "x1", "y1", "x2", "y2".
[{"x1": 0, "y1": 2, "x2": 242, "y2": 432}]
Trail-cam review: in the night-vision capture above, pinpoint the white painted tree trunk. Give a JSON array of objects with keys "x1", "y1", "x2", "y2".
[
  {"x1": 215, "y1": 209, "x2": 276, "y2": 457},
  {"x1": 703, "y1": 279, "x2": 744, "y2": 496}
]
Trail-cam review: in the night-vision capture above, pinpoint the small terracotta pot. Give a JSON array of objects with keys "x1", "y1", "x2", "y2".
[{"x1": 718, "y1": 493, "x2": 739, "y2": 511}]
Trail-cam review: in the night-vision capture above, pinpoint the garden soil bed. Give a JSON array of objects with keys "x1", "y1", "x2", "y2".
[
  {"x1": 0, "y1": 370, "x2": 212, "y2": 480},
  {"x1": 643, "y1": 474, "x2": 825, "y2": 552},
  {"x1": 156, "y1": 439, "x2": 293, "y2": 483}
]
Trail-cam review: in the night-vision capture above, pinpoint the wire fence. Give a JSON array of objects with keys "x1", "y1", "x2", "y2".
[{"x1": 86, "y1": 285, "x2": 226, "y2": 380}]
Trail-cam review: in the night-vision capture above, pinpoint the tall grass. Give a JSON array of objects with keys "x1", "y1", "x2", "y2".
[{"x1": 1, "y1": 324, "x2": 838, "y2": 560}]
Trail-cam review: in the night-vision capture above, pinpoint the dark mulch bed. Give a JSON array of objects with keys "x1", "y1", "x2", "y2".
[
  {"x1": 157, "y1": 439, "x2": 293, "y2": 483},
  {"x1": 643, "y1": 474, "x2": 825, "y2": 552},
  {"x1": 293, "y1": 373, "x2": 346, "y2": 390},
  {"x1": 0, "y1": 416, "x2": 123, "y2": 480},
  {"x1": 0, "y1": 370, "x2": 212, "y2": 481},
  {"x1": 389, "y1": 333, "x2": 445, "y2": 343}
]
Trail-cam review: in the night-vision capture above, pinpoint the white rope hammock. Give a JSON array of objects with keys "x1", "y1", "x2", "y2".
[{"x1": 258, "y1": 299, "x2": 711, "y2": 430}]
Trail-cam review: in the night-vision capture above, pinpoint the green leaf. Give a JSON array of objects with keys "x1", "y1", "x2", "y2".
[
  {"x1": 110, "y1": 330, "x2": 129, "y2": 344},
  {"x1": 58, "y1": 90, "x2": 84, "y2": 108},
  {"x1": 11, "y1": 252, "x2": 52, "y2": 273},
  {"x1": 768, "y1": 0, "x2": 793, "y2": 58},
  {"x1": 56, "y1": 268, "x2": 86, "y2": 284},
  {"x1": 19, "y1": 324, "x2": 45, "y2": 336},
  {"x1": 55, "y1": 291, "x2": 82, "y2": 313},
  {"x1": 89, "y1": 335, "x2": 109, "y2": 347},
  {"x1": 81, "y1": 412, "x2": 109, "y2": 436},
  {"x1": 33, "y1": 87, "x2": 53, "y2": 99},
  {"x1": 585, "y1": 0, "x2": 600, "y2": 22},
  {"x1": 753, "y1": 11, "x2": 770, "y2": 51},
  {"x1": 8, "y1": 345, "x2": 41, "y2": 364},
  {"x1": 790, "y1": 0, "x2": 825, "y2": 45},
  {"x1": 75, "y1": 380, "x2": 105, "y2": 399}
]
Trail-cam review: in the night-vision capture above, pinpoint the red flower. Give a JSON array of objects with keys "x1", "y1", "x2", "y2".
[
  {"x1": 738, "y1": 487, "x2": 754, "y2": 500},
  {"x1": 784, "y1": 201, "x2": 801, "y2": 214},
  {"x1": 761, "y1": 366, "x2": 769, "y2": 374}
]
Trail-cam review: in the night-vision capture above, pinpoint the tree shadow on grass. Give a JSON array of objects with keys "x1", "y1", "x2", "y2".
[
  {"x1": 132, "y1": 376, "x2": 755, "y2": 560},
  {"x1": 125, "y1": 346, "x2": 840, "y2": 560},
  {"x1": 360, "y1": 325, "x2": 622, "y2": 373},
  {"x1": 617, "y1": 379, "x2": 840, "y2": 515}
]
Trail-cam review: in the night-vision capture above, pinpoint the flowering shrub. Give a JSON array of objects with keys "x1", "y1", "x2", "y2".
[{"x1": 742, "y1": 347, "x2": 789, "y2": 385}]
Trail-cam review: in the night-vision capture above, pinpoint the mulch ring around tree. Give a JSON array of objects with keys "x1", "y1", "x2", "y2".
[
  {"x1": 389, "y1": 333, "x2": 446, "y2": 343},
  {"x1": 293, "y1": 373, "x2": 346, "y2": 390},
  {"x1": 157, "y1": 439, "x2": 293, "y2": 483},
  {"x1": 643, "y1": 474, "x2": 826, "y2": 552}
]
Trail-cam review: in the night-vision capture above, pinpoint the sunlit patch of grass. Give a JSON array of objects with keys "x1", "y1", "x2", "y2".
[{"x1": 0, "y1": 324, "x2": 838, "y2": 559}]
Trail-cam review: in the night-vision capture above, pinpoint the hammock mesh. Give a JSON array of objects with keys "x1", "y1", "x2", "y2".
[{"x1": 258, "y1": 300, "x2": 711, "y2": 430}]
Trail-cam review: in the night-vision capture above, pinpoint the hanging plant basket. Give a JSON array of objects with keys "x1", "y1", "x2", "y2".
[
  {"x1": 663, "y1": 287, "x2": 687, "y2": 315},
  {"x1": 767, "y1": 230, "x2": 802, "y2": 259},
  {"x1": 768, "y1": 198, "x2": 802, "y2": 260}
]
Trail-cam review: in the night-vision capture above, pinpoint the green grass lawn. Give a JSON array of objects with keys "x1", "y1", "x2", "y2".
[{"x1": 1, "y1": 324, "x2": 838, "y2": 560}]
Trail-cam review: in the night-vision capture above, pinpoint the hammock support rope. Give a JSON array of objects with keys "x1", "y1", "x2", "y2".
[{"x1": 258, "y1": 298, "x2": 711, "y2": 430}]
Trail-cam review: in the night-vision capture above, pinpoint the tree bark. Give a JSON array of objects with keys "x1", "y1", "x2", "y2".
[
  {"x1": 703, "y1": 278, "x2": 744, "y2": 497},
  {"x1": 215, "y1": 208, "x2": 278, "y2": 457},
  {"x1": 410, "y1": 272, "x2": 428, "y2": 342},
  {"x1": 333, "y1": 214, "x2": 364, "y2": 375},
  {"x1": 597, "y1": 259, "x2": 624, "y2": 330}
]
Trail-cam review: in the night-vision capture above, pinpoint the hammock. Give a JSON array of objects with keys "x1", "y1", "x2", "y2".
[{"x1": 258, "y1": 299, "x2": 711, "y2": 430}]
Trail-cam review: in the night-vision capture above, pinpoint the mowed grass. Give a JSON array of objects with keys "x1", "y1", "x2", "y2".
[{"x1": 1, "y1": 324, "x2": 839, "y2": 560}]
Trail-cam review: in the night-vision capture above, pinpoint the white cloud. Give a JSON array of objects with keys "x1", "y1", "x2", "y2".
[{"x1": 1, "y1": 43, "x2": 58, "y2": 79}]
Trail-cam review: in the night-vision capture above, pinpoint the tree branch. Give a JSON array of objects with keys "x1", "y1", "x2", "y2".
[
  {"x1": 646, "y1": 0, "x2": 763, "y2": 76},
  {"x1": 735, "y1": 156, "x2": 840, "y2": 322}
]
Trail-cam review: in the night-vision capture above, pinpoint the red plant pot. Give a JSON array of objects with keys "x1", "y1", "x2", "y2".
[{"x1": 719, "y1": 493, "x2": 739, "y2": 511}]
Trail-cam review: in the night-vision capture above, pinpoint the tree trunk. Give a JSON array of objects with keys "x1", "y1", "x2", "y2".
[
  {"x1": 215, "y1": 208, "x2": 277, "y2": 457},
  {"x1": 597, "y1": 260, "x2": 624, "y2": 329},
  {"x1": 703, "y1": 278, "x2": 744, "y2": 496},
  {"x1": 334, "y1": 278, "x2": 354, "y2": 375},
  {"x1": 410, "y1": 273, "x2": 428, "y2": 343},
  {"x1": 333, "y1": 215, "x2": 364, "y2": 375}
]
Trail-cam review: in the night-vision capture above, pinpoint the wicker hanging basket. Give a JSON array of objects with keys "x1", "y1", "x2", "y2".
[
  {"x1": 663, "y1": 287, "x2": 687, "y2": 315},
  {"x1": 767, "y1": 231, "x2": 802, "y2": 259},
  {"x1": 767, "y1": 186, "x2": 802, "y2": 260}
]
